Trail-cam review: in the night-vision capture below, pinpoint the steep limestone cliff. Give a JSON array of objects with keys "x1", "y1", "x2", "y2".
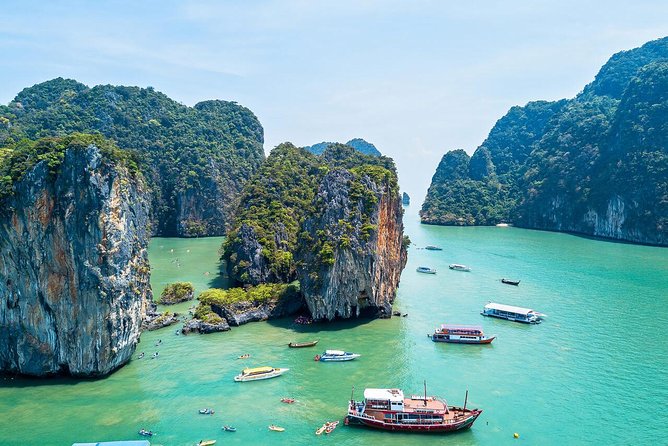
[
  {"x1": 224, "y1": 143, "x2": 408, "y2": 321},
  {"x1": 298, "y1": 169, "x2": 407, "y2": 320},
  {"x1": 0, "y1": 141, "x2": 150, "y2": 377}
]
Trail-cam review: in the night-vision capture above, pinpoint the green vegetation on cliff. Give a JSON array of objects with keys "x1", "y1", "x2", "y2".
[
  {"x1": 0, "y1": 78, "x2": 264, "y2": 236},
  {"x1": 421, "y1": 37, "x2": 668, "y2": 244},
  {"x1": 223, "y1": 142, "x2": 400, "y2": 286},
  {"x1": 0, "y1": 133, "x2": 140, "y2": 201}
]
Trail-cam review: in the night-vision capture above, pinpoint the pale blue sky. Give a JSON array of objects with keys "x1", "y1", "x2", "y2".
[{"x1": 1, "y1": 1, "x2": 667, "y2": 204}]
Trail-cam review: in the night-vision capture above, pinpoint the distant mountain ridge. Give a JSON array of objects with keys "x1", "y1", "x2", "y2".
[
  {"x1": 421, "y1": 36, "x2": 668, "y2": 245},
  {"x1": 304, "y1": 138, "x2": 381, "y2": 156}
]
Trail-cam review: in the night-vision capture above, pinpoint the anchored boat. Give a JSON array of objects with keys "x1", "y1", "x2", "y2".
[
  {"x1": 430, "y1": 324, "x2": 496, "y2": 344},
  {"x1": 316, "y1": 350, "x2": 361, "y2": 362},
  {"x1": 233, "y1": 366, "x2": 289, "y2": 382},
  {"x1": 288, "y1": 340, "x2": 319, "y2": 348},
  {"x1": 448, "y1": 264, "x2": 471, "y2": 272},
  {"x1": 501, "y1": 278, "x2": 520, "y2": 286},
  {"x1": 481, "y1": 302, "x2": 545, "y2": 324},
  {"x1": 416, "y1": 266, "x2": 437, "y2": 274},
  {"x1": 346, "y1": 386, "x2": 481, "y2": 433},
  {"x1": 424, "y1": 245, "x2": 443, "y2": 251}
]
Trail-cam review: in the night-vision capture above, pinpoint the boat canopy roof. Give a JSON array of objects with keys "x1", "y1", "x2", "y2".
[
  {"x1": 440, "y1": 324, "x2": 483, "y2": 331},
  {"x1": 364, "y1": 388, "x2": 404, "y2": 402},
  {"x1": 484, "y1": 302, "x2": 537, "y2": 315},
  {"x1": 324, "y1": 349, "x2": 346, "y2": 355},
  {"x1": 243, "y1": 366, "x2": 273, "y2": 374}
]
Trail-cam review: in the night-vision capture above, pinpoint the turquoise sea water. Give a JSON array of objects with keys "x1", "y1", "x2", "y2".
[{"x1": 1, "y1": 214, "x2": 667, "y2": 445}]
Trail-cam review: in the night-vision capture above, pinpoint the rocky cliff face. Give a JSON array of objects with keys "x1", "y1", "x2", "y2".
[
  {"x1": 298, "y1": 169, "x2": 407, "y2": 320},
  {"x1": 0, "y1": 144, "x2": 150, "y2": 377}
]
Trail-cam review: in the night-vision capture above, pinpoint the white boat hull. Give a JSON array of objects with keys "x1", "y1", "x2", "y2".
[
  {"x1": 320, "y1": 354, "x2": 360, "y2": 362},
  {"x1": 234, "y1": 368, "x2": 289, "y2": 382}
]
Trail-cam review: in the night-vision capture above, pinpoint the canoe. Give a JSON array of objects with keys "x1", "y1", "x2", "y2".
[
  {"x1": 288, "y1": 340, "x2": 319, "y2": 348},
  {"x1": 198, "y1": 441, "x2": 216, "y2": 446},
  {"x1": 269, "y1": 425, "x2": 285, "y2": 432},
  {"x1": 501, "y1": 278, "x2": 520, "y2": 286}
]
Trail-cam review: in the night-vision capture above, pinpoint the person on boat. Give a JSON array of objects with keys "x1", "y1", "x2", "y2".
[
  {"x1": 152, "y1": 352, "x2": 159, "y2": 358},
  {"x1": 137, "y1": 352, "x2": 145, "y2": 359}
]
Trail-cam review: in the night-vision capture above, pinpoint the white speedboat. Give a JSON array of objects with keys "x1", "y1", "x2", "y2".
[
  {"x1": 234, "y1": 366, "x2": 289, "y2": 382},
  {"x1": 316, "y1": 350, "x2": 361, "y2": 362},
  {"x1": 416, "y1": 266, "x2": 437, "y2": 274},
  {"x1": 449, "y1": 264, "x2": 471, "y2": 272}
]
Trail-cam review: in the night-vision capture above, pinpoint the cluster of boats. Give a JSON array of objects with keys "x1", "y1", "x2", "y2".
[
  {"x1": 315, "y1": 420, "x2": 340, "y2": 435},
  {"x1": 416, "y1": 263, "x2": 471, "y2": 274}
]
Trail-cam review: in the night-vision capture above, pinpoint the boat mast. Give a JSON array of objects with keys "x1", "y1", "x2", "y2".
[
  {"x1": 423, "y1": 380, "x2": 427, "y2": 406},
  {"x1": 350, "y1": 385, "x2": 355, "y2": 404},
  {"x1": 464, "y1": 389, "x2": 468, "y2": 411}
]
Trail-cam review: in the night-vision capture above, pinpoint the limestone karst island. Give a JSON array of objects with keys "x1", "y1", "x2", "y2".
[{"x1": 0, "y1": 3, "x2": 666, "y2": 446}]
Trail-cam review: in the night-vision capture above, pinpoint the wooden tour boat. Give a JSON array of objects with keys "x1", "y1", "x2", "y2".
[
  {"x1": 346, "y1": 386, "x2": 481, "y2": 433},
  {"x1": 430, "y1": 324, "x2": 496, "y2": 344},
  {"x1": 501, "y1": 278, "x2": 520, "y2": 286},
  {"x1": 288, "y1": 340, "x2": 319, "y2": 348},
  {"x1": 234, "y1": 366, "x2": 289, "y2": 382}
]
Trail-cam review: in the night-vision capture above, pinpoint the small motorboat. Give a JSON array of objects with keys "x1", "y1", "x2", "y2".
[
  {"x1": 198, "y1": 440, "x2": 216, "y2": 446},
  {"x1": 222, "y1": 426, "x2": 236, "y2": 432},
  {"x1": 198, "y1": 408, "x2": 215, "y2": 415},
  {"x1": 138, "y1": 429, "x2": 153, "y2": 437},
  {"x1": 234, "y1": 366, "x2": 289, "y2": 382},
  {"x1": 501, "y1": 278, "x2": 520, "y2": 286},
  {"x1": 280, "y1": 397, "x2": 296, "y2": 404},
  {"x1": 449, "y1": 264, "x2": 471, "y2": 272},
  {"x1": 151, "y1": 352, "x2": 159, "y2": 359},
  {"x1": 237, "y1": 354, "x2": 250, "y2": 359},
  {"x1": 315, "y1": 425, "x2": 326, "y2": 435},
  {"x1": 416, "y1": 266, "x2": 437, "y2": 274},
  {"x1": 288, "y1": 340, "x2": 319, "y2": 348},
  {"x1": 268, "y1": 424, "x2": 285, "y2": 432},
  {"x1": 137, "y1": 352, "x2": 145, "y2": 360},
  {"x1": 317, "y1": 350, "x2": 361, "y2": 362},
  {"x1": 425, "y1": 245, "x2": 443, "y2": 251}
]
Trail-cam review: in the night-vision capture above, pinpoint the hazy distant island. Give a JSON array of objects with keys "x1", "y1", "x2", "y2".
[
  {"x1": 421, "y1": 36, "x2": 668, "y2": 246},
  {"x1": 304, "y1": 138, "x2": 382, "y2": 156}
]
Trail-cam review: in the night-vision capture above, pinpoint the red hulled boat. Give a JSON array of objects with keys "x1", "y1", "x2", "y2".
[{"x1": 345, "y1": 387, "x2": 481, "y2": 433}]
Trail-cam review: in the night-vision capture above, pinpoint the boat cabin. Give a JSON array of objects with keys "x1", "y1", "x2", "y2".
[
  {"x1": 433, "y1": 324, "x2": 483, "y2": 341},
  {"x1": 482, "y1": 302, "x2": 544, "y2": 323},
  {"x1": 363, "y1": 388, "x2": 406, "y2": 411},
  {"x1": 241, "y1": 366, "x2": 274, "y2": 376}
]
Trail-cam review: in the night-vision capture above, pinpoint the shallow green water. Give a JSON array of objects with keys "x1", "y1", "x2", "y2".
[{"x1": 1, "y1": 216, "x2": 667, "y2": 445}]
